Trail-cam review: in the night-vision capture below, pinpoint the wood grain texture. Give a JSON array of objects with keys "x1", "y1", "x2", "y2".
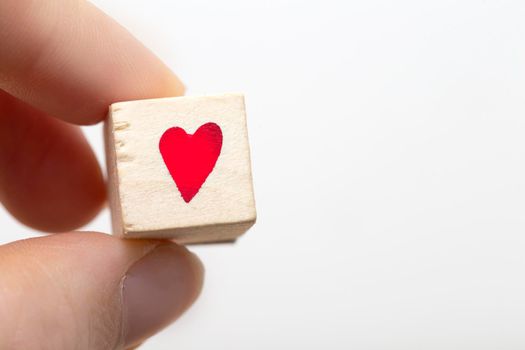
[{"x1": 104, "y1": 94, "x2": 256, "y2": 243}]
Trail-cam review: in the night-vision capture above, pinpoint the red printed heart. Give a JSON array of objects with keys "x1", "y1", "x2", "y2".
[{"x1": 159, "y1": 122, "x2": 222, "y2": 203}]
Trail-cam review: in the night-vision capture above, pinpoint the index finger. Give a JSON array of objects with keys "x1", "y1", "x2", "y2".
[{"x1": 0, "y1": 0, "x2": 184, "y2": 125}]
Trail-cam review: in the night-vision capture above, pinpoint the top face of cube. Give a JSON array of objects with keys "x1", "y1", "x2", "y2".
[{"x1": 106, "y1": 93, "x2": 256, "y2": 236}]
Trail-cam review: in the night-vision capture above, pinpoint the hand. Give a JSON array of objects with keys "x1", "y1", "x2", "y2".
[{"x1": 0, "y1": 1, "x2": 204, "y2": 349}]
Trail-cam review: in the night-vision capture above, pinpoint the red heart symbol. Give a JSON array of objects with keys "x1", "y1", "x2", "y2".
[{"x1": 159, "y1": 122, "x2": 223, "y2": 203}]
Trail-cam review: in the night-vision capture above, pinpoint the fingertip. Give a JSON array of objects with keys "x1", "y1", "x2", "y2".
[
  {"x1": 0, "y1": 0, "x2": 186, "y2": 125},
  {"x1": 0, "y1": 92, "x2": 106, "y2": 232},
  {"x1": 0, "y1": 233, "x2": 205, "y2": 349}
]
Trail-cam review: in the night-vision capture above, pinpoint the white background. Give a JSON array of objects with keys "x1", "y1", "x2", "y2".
[{"x1": 1, "y1": 0, "x2": 525, "y2": 349}]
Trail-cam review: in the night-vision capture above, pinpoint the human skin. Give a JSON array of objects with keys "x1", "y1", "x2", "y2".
[{"x1": 0, "y1": 1, "x2": 204, "y2": 349}]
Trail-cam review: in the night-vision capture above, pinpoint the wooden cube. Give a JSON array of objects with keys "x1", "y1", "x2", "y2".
[{"x1": 104, "y1": 94, "x2": 256, "y2": 243}]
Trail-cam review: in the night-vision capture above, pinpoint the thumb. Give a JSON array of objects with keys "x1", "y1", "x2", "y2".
[{"x1": 0, "y1": 232, "x2": 204, "y2": 350}]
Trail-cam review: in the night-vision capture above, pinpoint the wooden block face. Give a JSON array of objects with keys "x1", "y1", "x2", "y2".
[{"x1": 104, "y1": 94, "x2": 256, "y2": 243}]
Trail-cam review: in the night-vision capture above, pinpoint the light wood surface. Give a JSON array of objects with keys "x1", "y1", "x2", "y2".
[{"x1": 104, "y1": 94, "x2": 256, "y2": 243}]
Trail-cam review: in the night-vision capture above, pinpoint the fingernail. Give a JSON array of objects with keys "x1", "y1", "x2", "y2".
[{"x1": 122, "y1": 243, "x2": 204, "y2": 348}]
